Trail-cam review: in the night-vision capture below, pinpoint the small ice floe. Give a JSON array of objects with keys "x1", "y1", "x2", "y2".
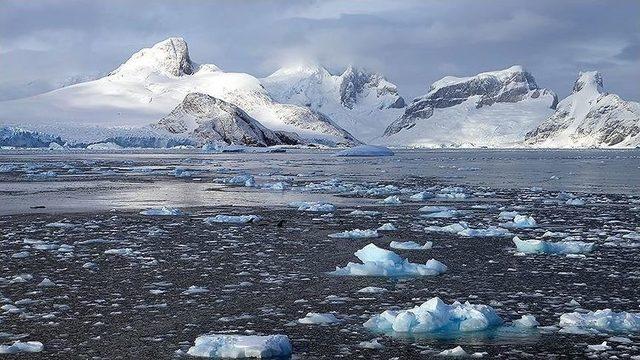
[
  {"x1": 289, "y1": 201, "x2": 336, "y2": 213},
  {"x1": 410, "y1": 191, "x2": 434, "y2": 201},
  {"x1": 330, "y1": 243, "x2": 447, "y2": 276},
  {"x1": 11, "y1": 251, "x2": 30, "y2": 258},
  {"x1": 104, "y1": 248, "x2": 136, "y2": 256},
  {"x1": 365, "y1": 185, "x2": 401, "y2": 197},
  {"x1": 438, "y1": 346, "x2": 468, "y2": 357},
  {"x1": 204, "y1": 215, "x2": 262, "y2": 224},
  {"x1": 512, "y1": 315, "x2": 539, "y2": 328},
  {"x1": 587, "y1": 342, "x2": 611, "y2": 351},
  {"x1": 358, "y1": 339, "x2": 384, "y2": 349},
  {"x1": 139, "y1": 207, "x2": 187, "y2": 216},
  {"x1": 187, "y1": 334, "x2": 292, "y2": 358},
  {"x1": 559, "y1": 309, "x2": 640, "y2": 333},
  {"x1": 419, "y1": 206, "x2": 451, "y2": 213},
  {"x1": 45, "y1": 221, "x2": 77, "y2": 229},
  {"x1": 357, "y1": 286, "x2": 388, "y2": 294},
  {"x1": 298, "y1": 312, "x2": 341, "y2": 324},
  {"x1": 261, "y1": 182, "x2": 290, "y2": 191},
  {"x1": 498, "y1": 211, "x2": 519, "y2": 220},
  {"x1": 364, "y1": 297, "x2": 502, "y2": 334},
  {"x1": 436, "y1": 187, "x2": 468, "y2": 199},
  {"x1": 501, "y1": 215, "x2": 537, "y2": 228},
  {"x1": 334, "y1": 145, "x2": 394, "y2": 157},
  {"x1": 223, "y1": 174, "x2": 255, "y2": 187},
  {"x1": 0, "y1": 341, "x2": 43, "y2": 354},
  {"x1": 328, "y1": 229, "x2": 379, "y2": 239},
  {"x1": 349, "y1": 210, "x2": 381, "y2": 217},
  {"x1": 422, "y1": 210, "x2": 461, "y2": 218},
  {"x1": 426, "y1": 222, "x2": 511, "y2": 238},
  {"x1": 182, "y1": 286, "x2": 209, "y2": 295},
  {"x1": 37, "y1": 278, "x2": 56, "y2": 287},
  {"x1": 380, "y1": 195, "x2": 401, "y2": 205},
  {"x1": 513, "y1": 237, "x2": 594, "y2": 255},
  {"x1": 390, "y1": 241, "x2": 432, "y2": 250},
  {"x1": 566, "y1": 198, "x2": 586, "y2": 206},
  {"x1": 377, "y1": 223, "x2": 397, "y2": 231}
]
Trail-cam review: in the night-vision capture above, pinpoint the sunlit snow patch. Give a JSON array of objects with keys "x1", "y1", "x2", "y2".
[
  {"x1": 363, "y1": 297, "x2": 502, "y2": 334},
  {"x1": 187, "y1": 334, "x2": 292, "y2": 358},
  {"x1": 513, "y1": 236, "x2": 594, "y2": 255},
  {"x1": 559, "y1": 309, "x2": 640, "y2": 333},
  {"x1": 204, "y1": 215, "x2": 262, "y2": 224},
  {"x1": 334, "y1": 145, "x2": 394, "y2": 157},
  {"x1": 139, "y1": 207, "x2": 187, "y2": 216},
  {"x1": 330, "y1": 243, "x2": 446, "y2": 276}
]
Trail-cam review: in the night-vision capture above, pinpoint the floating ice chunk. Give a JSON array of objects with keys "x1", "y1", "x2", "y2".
[
  {"x1": 364, "y1": 297, "x2": 502, "y2": 334},
  {"x1": 410, "y1": 191, "x2": 435, "y2": 201},
  {"x1": 289, "y1": 201, "x2": 336, "y2": 213},
  {"x1": 513, "y1": 237, "x2": 594, "y2": 255},
  {"x1": 328, "y1": 229, "x2": 379, "y2": 239},
  {"x1": 426, "y1": 222, "x2": 511, "y2": 238},
  {"x1": 425, "y1": 222, "x2": 469, "y2": 234},
  {"x1": 182, "y1": 286, "x2": 209, "y2": 295},
  {"x1": 438, "y1": 346, "x2": 468, "y2": 357},
  {"x1": 349, "y1": 210, "x2": 381, "y2": 216},
  {"x1": 45, "y1": 222, "x2": 77, "y2": 228},
  {"x1": 390, "y1": 241, "x2": 432, "y2": 250},
  {"x1": 298, "y1": 312, "x2": 341, "y2": 324},
  {"x1": 223, "y1": 175, "x2": 255, "y2": 187},
  {"x1": 512, "y1": 315, "x2": 539, "y2": 328},
  {"x1": 204, "y1": 215, "x2": 262, "y2": 224},
  {"x1": 37, "y1": 278, "x2": 56, "y2": 287},
  {"x1": 377, "y1": 223, "x2": 397, "y2": 231},
  {"x1": 365, "y1": 185, "x2": 400, "y2": 196},
  {"x1": 0, "y1": 341, "x2": 44, "y2": 354},
  {"x1": 331, "y1": 244, "x2": 447, "y2": 277},
  {"x1": 587, "y1": 342, "x2": 611, "y2": 351},
  {"x1": 359, "y1": 339, "x2": 384, "y2": 349},
  {"x1": 498, "y1": 211, "x2": 519, "y2": 220},
  {"x1": 11, "y1": 251, "x2": 30, "y2": 258},
  {"x1": 423, "y1": 210, "x2": 460, "y2": 218},
  {"x1": 139, "y1": 207, "x2": 186, "y2": 216},
  {"x1": 419, "y1": 206, "x2": 451, "y2": 213},
  {"x1": 262, "y1": 182, "x2": 290, "y2": 191},
  {"x1": 559, "y1": 309, "x2": 640, "y2": 333},
  {"x1": 104, "y1": 248, "x2": 135, "y2": 256},
  {"x1": 502, "y1": 215, "x2": 537, "y2": 228},
  {"x1": 187, "y1": 334, "x2": 292, "y2": 358},
  {"x1": 357, "y1": 286, "x2": 388, "y2": 294},
  {"x1": 334, "y1": 145, "x2": 394, "y2": 157},
  {"x1": 566, "y1": 198, "x2": 586, "y2": 206},
  {"x1": 381, "y1": 196, "x2": 401, "y2": 205}
]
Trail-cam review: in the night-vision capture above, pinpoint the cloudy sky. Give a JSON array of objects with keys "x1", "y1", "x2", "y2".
[{"x1": 1, "y1": 0, "x2": 638, "y2": 101}]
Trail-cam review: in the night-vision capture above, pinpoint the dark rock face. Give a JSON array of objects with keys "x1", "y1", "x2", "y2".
[
  {"x1": 384, "y1": 66, "x2": 557, "y2": 136},
  {"x1": 155, "y1": 93, "x2": 285, "y2": 147},
  {"x1": 274, "y1": 131, "x2": 301, "y2": 145},
  {"x1": 338, "y1": 66, "x2": 405, "y2": 110}
]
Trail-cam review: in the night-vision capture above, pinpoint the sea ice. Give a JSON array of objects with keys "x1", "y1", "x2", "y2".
[
  {"x1": 223, "y1": 175, "x2": 255, "y2": 187},
  {"x1": 187, "y1": 334, "x2": 292, "y2": 358},
  {"x1": 380, "y1": 195, "x2": 401, "y2": 204},
  {"x1": 438, "y1": 346, "x2": 468, "y2": 357},
  {"x1": 363, "y1": 297, "x2": 502, "y2": 333},
  {"x1": 349, "y1": 210, "x2": 381, "y2": 216},
  {"x1": 566, "y1": 198, "x2": 586, "y2": 206},
  {"x1": 298, "y1": 312, "x2": 341, "y2": 324},
  {"x1": 390, "y1": 241, "x2": 433, "y2": 250},
  {"x1": 0, "y1": 341, "x2": 44, "y2": 354},
  {"x1": 377, "y1": 223, "x2": 397, "y2": 231},
  {"x1": 358, "y1": 339, "x2": 384, "y2": 349},
  {"x1": 423, "y1": 210, "x2": 461, "y2": 218},
  {"x1": 328, "y1": 229, "x2": 379, "y2": 239},
  {"x1": 289, "y1": 201, "x2": 336, "y2": 213},
  {"x1": 334, "y1": 145, "x2": 394, "y2": 157},
  {"x1": 513, "y1": 237, "x2": 594, "y2": 254},
  {"x1": 357, "y1": 286, "x2": 388, "y2": 294},
  {"x1": 204, "y1": 215, "x2": 262, "y2": 224},
  {"x1": 587, "y1": 342, "x2": 611, "y2": 351},
  {"x1": 182, "y1": 286, "x2": 210, "y2": 295},
  {"x1": 512, "y1": 315, "x2": 539, "y2": 328},
  {"x1": 410, "y1": 191, "x2": 435, "y2": 201},
  {"x1": 502, "y1": 215, "x2": 537, "y2": 228},
  {"x1": 559, "y1": 309, "x2": 640, "y2": 333},
  {"x1": 425, "y1": 222, "x2": 511, "y2": 237},
  {"x1": 419, "y1": 206, "x2": 451, "y2": 213},
  {"x1": 330, "y1": 243, "x2": 447, "y2": 276},
  {"x1": 139, "y1": 207, "x2": 186, "y2": 216}
]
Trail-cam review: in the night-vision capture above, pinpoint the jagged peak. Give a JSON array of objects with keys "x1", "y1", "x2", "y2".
[
  {"x1": 110, "y1": 37, "x2": 196, "y2": 77},
  {"x1": 573, "y1": 71, "x2": 604, "y2": 94},
  {"x1": 429, "y1": 65, "x2": 536, "y2": 93}
]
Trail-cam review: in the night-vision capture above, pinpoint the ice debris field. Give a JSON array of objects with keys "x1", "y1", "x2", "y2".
[{"x1": 0, "y1": 149, "x2": 639, "y2": 358}]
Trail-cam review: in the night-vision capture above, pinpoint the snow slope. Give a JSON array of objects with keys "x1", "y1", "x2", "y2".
[
  {"x1": 261, "y1": 64, "x2": 405, "y2": 142},
  {"x1": 0, "y1": 38, "x2": 357, "y2": 146},
  {"x1": 525, "y1": 71, "x2": 640, "y2": 148},
  {"x1": 381, "y1": 66, "x2": 557, "y2": 148}
]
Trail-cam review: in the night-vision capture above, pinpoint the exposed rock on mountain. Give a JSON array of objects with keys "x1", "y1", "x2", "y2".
[{"x1": 525, "y1": 71, "x2": 640, "y2": 147}]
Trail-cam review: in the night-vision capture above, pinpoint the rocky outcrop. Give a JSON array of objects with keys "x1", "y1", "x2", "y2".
[
  {"x1": 525, "y1": 71, "x2": 640, "y2": 147},
  {"x1": 110, "y1": 37, "x2": 196, "y2": 77}
]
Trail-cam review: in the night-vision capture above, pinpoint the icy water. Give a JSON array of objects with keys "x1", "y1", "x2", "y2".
[{"x1": 0, "y1": 149, "x2": 639, "y2": 359}]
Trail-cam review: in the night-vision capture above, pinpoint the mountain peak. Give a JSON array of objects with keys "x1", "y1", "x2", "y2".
[
  {"x1": 110, "y1": 37, "x2": 195, "y2": 77},
  {"x1": 573, "y1": 71, "x2": 604, "y2": 94},
  {"x1": 268, "y1": 63, "x2": 330, "y2": 78}
]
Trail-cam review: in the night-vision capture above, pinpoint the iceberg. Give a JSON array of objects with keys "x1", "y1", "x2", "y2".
[
  {"x1": 512, "y1": 315, "x2": 539, "y2": 328},
  {"x1": 330, "y1": 243, "x2": 447, "y2": 276},
  {"x1": 380, "y1": 195, "x2": 401, "y2": 204},
  {"x1": 298, "y1": 312, "x2": 341, "y2": 324},
  {"x1": 139, "y1": 207, "x2": 187, "y2": 216},
  {"x1": 334, "y1": 145, "x2": 394, "y2": 157},
  {"x1": 363, "y1": 297, "x2": 502, "y2": 334},
  {"x1": 559, "y1": 309, "x2": 640, "y2": 333},
  {"x1": 204, "y1": 215, "x2": 262, "y2": 224},
  {"x1": 0, "y1": 341, "x2": 43, "y2": 354},
  {"x1": 513, "y1": 236, "x2": 594, "y2": 254},
  {"x1": 328, "y1": 229, "x2": 379, "y2": 239},
  {"x1": 410, "y1": 191, "x2": 435, "y2": 201},
  {"x1": 187, "y1": 334, "x2": 292, "y2": 358},
  {"x1": 502, "y1": 215, "x2": 537, "y2": 228},
  {"x1": 377, "y1": 223, "x2": 397, "y2": 231},
  {"x1": 289, "y1": 201, "x2": 336, "y2": 213},
  {"x1": 390, "y1": 241, "x2": 432, "y2": 250}
]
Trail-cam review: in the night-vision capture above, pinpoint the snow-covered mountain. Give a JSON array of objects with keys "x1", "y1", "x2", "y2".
[
  {"x1": 155, "y1": 92, "x2": 290, "y2": 147},
  {"x1": 261, "y1": 64, "x2": 405, "y2": 142},
  {"x1": 525, "y1": 71, "x2": 640, "y2": 148},
  {"x1": 0, "y1": 38, "x2": 357, "y2": 147},
  {"x1": 380, "y1": 66, "x2": 558, "y2": 148}
]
